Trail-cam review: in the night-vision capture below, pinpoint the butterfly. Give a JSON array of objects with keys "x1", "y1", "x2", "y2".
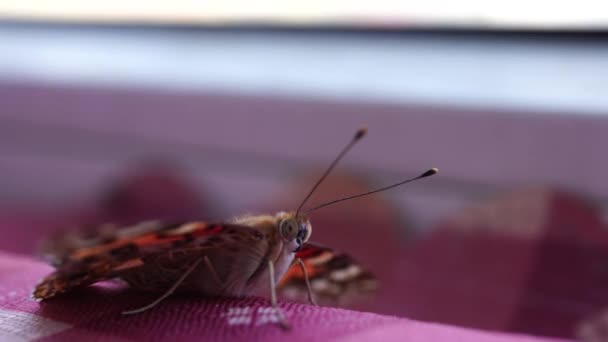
[{"x1": 32, "y1": 127, "x2": 437, "y2": 329}]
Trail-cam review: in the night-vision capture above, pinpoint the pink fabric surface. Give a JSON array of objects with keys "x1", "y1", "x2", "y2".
[{"x1": 0, "y1": 251, "x2": 571, "y2": 342}]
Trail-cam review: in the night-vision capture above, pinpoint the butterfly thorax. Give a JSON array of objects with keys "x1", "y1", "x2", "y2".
[{"x1": 231, "y1": 212, "x2": 312, "y2": 296}]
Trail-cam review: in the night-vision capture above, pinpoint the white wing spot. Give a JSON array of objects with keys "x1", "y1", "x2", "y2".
[{"x1": 329, "y1": 265, "x2": 362, "y2": 282}]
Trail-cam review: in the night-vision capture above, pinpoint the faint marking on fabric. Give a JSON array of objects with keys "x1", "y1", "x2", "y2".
[
  {"x1": 221, "y1": 306, "x2": 281, "y2": 326},
  {"x1": 0, "y1": 309, "x2": 71, "y2": 342},
  {"x1": 0, "y1": 289, "x2": 26, "y2": 303},
  {"x1": 221, "y1": 306, "x2": 252, "y2": 326},
  {"x1": 255, "y1": 307, "x2": 279, "y2": 326}
]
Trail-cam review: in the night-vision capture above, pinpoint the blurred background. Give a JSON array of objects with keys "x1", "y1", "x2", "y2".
[{"x1": 1, "y1": 1, "x2": 608, "y2": 340}]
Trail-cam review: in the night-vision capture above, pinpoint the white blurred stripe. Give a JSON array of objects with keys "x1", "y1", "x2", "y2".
[
  {"x1": 0, "y1": 309, "x2": 71, "y2": 342},
  {"x1": 1, "y1": 26, "x2": 608, "y2": 115},
  {"x1": 0, "y1": 1, "x2": 607, "y2": 27}
]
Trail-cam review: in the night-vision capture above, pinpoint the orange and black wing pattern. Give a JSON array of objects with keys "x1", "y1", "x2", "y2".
[
  {"x1": 278, "y1": 242, "x2": 377, "y2": 306},
  {"x1": 33, "y1": 221, "x2": 241, "y2": 300}
]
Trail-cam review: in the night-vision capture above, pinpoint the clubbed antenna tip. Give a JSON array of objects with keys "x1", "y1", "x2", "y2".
[
  {"x1": 354, "y1": 127, "x2": 367, "y2": 140},
  {"x1": 420, "y1": 168, "x2": 438, "y2": 178}
]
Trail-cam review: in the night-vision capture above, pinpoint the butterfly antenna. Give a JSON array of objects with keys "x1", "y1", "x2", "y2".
[
  {"x1": 305, "y1": 168, "x2": 438, "y2": 213},
  {"x1": 295, "y1": 127, "x2": 367, "y2": 217}
]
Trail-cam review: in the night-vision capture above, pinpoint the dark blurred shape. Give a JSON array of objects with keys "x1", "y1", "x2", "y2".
[
  {"x1": 98, "y1": 161, "x2": 207, "y2": 225},
  {"x1": 393, "y1": 188, "x2": 608, "y2": 339},
  {"x1": 37, "y1": 161, "x2": 209, "y2": 263},
  {"x1": 577, "y1": 308, "x2": 608, "y2": 342},
  {"x1": 0, "y1": 161, "x2": 208, "y2": 256}
]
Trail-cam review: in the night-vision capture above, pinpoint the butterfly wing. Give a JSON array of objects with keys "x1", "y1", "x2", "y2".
[
  {"x1": 33, "y1": 221, "x2": 261, "y2": 300},
  {"x1": 277, "y1": 242, "x2": 377, "y2": 306}
]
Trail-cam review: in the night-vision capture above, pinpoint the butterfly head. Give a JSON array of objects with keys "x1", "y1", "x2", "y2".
[{"x1": 275, "y1": 212, "x2": 311, "y2": 253}]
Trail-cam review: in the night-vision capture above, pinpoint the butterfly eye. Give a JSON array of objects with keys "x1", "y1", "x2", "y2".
[{"x1": 279, "y1": 220, "x2": 299, "y2": 241}]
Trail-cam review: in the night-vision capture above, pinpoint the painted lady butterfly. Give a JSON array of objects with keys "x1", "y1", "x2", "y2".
[{"x1": 33, "y1": 128, "x2": 437, "y2": 329}]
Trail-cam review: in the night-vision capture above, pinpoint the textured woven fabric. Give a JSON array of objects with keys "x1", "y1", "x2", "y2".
[{"x1": 0, "y1": 251, "x2": 572, "y2": 342}]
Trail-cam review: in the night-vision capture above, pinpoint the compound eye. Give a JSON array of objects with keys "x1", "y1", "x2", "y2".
[{"x1": 279, "y1": 219, "x2": 298, "y2": 241}]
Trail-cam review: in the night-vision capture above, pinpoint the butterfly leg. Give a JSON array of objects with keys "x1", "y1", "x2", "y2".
[
  {"x1": 204, "y1": 255, "x2": 223, "y2": 287},
  {"x1": 267, "y1": 260, "x2": 291, "y2": 329},
  {"x1": 295, "y1": 258, "x2": 317, "y2": 306},
  {"x1": 122, "y1": 258, "x2": 203, "y2": 315}
]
